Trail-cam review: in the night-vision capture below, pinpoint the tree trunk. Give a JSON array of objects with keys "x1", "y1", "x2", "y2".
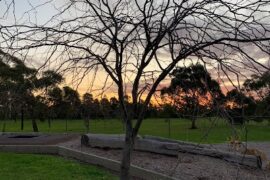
[
  {"x1": 190, "y1": 118, "x2": 197, "y2": 129},
  {"x1": 32, "y1": 118, "x2": 39, "y2": 132},
  {"x1": 30, "y1": 107, "x2": 39, "y2": 132},
  {"x1": 14, "y1": 112, "x2": 17, "y2": 123},
  {"x1": 83, "y1": 117, "x2": 90, "y2": 133},
  {"x1": 48, "y1": 118, "x2": 51, "y2": 129},
  {"x1": 190, "y1": 117, "x2": 197, "y2": 129},
  {"x1": 21, "y1": 106, "x2": 24, "y2": 131},
  {"x1": 168, "y1": 118, "x2": 171, "y2": 138},
  {"x1": 2, "y1": 119, "x2": 6, "y2": 132},
  {"x1": 120, "y1": 130, "x2": 134, "y2": 180},
  {"x1": 190, "y1": 102, "x2": 198, "y2": 129}
]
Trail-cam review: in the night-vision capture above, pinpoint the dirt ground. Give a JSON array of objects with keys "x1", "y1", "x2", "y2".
[
  {"x1": 0, "y1": 133, "x2": 270, "y2": 179},
  {"x1": 60, "y1": 138, "x2": 270, "y2": 180}
]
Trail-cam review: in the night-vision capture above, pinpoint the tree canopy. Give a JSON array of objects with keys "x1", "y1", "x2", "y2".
[
  {"x1": 162, "y1": 64, "x2": 224, "y2": 128},
  {"x1": 0, "y1": 49, "x2": 63, "y2": 131}
]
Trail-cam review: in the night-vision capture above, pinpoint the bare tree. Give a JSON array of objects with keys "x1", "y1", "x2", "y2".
[{"x1": 1, "y1": 0, "x2": 270, "y2": 179}]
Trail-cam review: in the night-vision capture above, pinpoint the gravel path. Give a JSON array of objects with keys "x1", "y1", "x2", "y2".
[
  {"x1": 60, "y1": 138, "x2": 270, "y2": 180},
  {"x1": 1, "y1": 133, "x2": 269, "y2": 179}
]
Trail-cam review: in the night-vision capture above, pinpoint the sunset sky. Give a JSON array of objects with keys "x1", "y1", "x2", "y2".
[{"x1": 0, "y1": 0, "x2": 269, "y2": 100}]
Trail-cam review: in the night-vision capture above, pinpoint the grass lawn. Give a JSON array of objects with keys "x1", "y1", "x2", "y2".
[
  {"x1": 0, "y1": 118, "x2": 270, "y2": 143},
  {"x1": 0, "y1": 152, "x2": 117, "y2": 180}
]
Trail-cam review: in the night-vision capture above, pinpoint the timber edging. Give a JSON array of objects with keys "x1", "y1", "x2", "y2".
[{"x1": 0, "y1": 145, "x2": 180, "y2": 180}]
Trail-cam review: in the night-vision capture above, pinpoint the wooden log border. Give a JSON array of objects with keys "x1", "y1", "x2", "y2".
[
  {"x1": 0, "y1": 145, "x2": 181, "y2": 180},
  {"x1": 81, "y1": 134, "x2": 262, "y2": 169}
]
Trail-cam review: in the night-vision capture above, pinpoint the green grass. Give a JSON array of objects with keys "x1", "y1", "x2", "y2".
[
  {"x1": 1, "y1": 118, "x2": 270, "y2": 143},
  {"x1": 0, "y1": 152, "x2": 117, "y2": 180}
]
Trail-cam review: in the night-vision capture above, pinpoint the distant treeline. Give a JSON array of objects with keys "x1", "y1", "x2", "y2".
[{"x1": 1, "y1": 50, "x2": 270, "y2": 132}]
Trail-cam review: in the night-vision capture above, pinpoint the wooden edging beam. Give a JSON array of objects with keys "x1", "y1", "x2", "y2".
[{"x1": 0, "y1": 145, "x2": 181, "y2": 180}]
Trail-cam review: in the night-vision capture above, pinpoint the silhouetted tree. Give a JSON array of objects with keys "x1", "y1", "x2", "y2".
[
  {"x1": 162, "y1": 64, "x2": 223, "y2": 129},
  {"x1": 81, "y1": 93, "x2": 94, "y2": 119},
  {"x1": 244, "y1": 71, "x2": 270, "y2": 117},
  {"x1": 33, "y1": 95, "x2": 48, "y2": 121},
  {"x1": 93, "y1": 98, "x2": 102, "y2": 118},
  {"x1": 63, "y1": 86, "x2": 81, "y2": 119},
  {"x1": 110, "y1": 97, "x2": 120, "y2": 118},
  {"x1": 100, "y1": 96, "x2": 111, "y2": 119},
  {"x1": 159, "y1": 104, "x2": 178, "y2": 118},
  {"x1": 47, "y1": 87, "x2": 64, "y2": 119},
  {"x1": 225, "y1": 89, "x2": 256, "y2": 124},
  {"x1": 0, "y1": 50, "x2": 63, "y2": 131},
  {"x1": 0, "y1": 50, "x2": 38, "y2": 131}
]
